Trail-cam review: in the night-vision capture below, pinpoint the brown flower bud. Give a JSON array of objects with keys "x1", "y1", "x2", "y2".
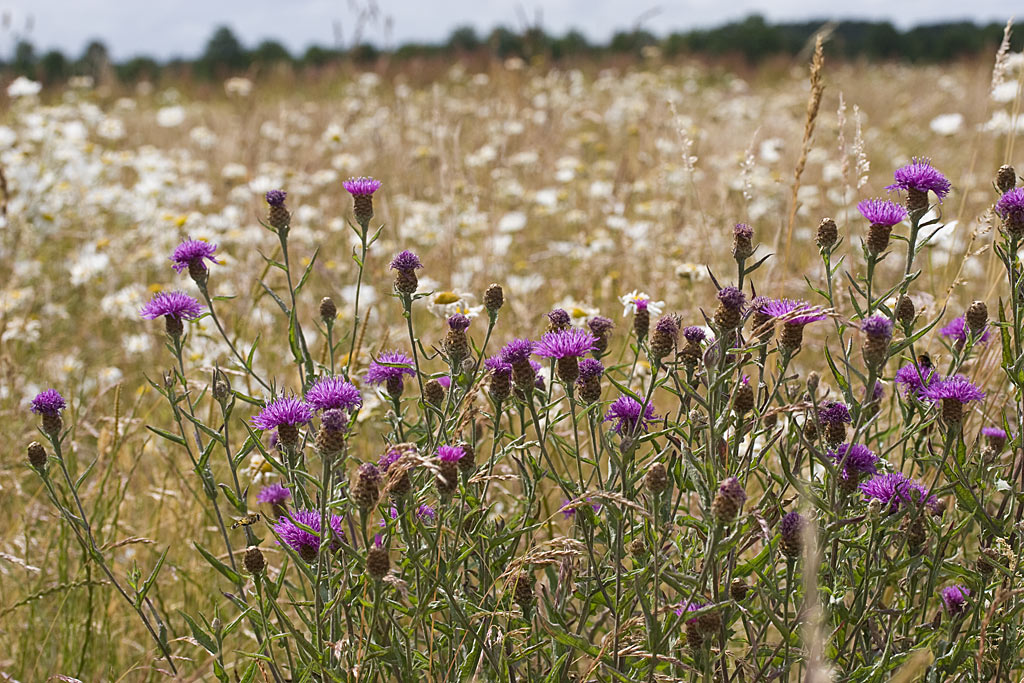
[{"x1": 244, "y1": 546, "x2": 266, "y2": 575}]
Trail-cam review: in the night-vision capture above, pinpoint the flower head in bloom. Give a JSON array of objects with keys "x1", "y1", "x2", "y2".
[
  {"x1": 534, "y1": 328, "x2": 598, "y2": 359},
  {"x1": 619, "y1": 291, "x2": 665, "y2": 317},
  {"x1": 273, "y1": 509, "x2": 345, "y2": 560},
  {"x1": 578, "y1": 358, "x2": 604, "y2": 380},
  {"x1": 170, "y1": 238, "x2": 219, "y2": 273},
  {"x1": 257, "y1": 483, "x2": 291, "y2": 505},
  {"x1": 982, "y1": 426, "x2": 1008, "y2": 441},
  {"x1": 547, "y1": 308, "x2": 570, "y2": 328},
  {"x1": 306, "y1": 376, "x2": 362, "y2": 412},
  {"x1": 756, "y1": 298, "x2": 826, "y2": 326},
  {"x1": 485, "y1": 356, "x2": 512, "y2": 375},
  {"x1": 252, "y1": 396, "x2": 313, "y2": 431},
  {"x1": 265, "y1": 189, "x2": 287, "y2": 206},
  {"x1": 829, "y1": 443, "x2": 879, "y2": 475},
  {"x1": 861, "y1": 315, "x2": 894, "y2": 340},
  {"x1": 389, "y1": 250, "x2": 422, "y2": 272},
  {"x1": 857, "y1": 199, "x2": 907, "y2": 227},
  {"x1": 364, "y1": 351, "x2": 416, "y2": 386},
  {"x1": 438, "y1": 445, "x2": 465, "y2": 463},
  {"x1": 886, "y1": 158, "x2": 951, "y2": 201},
  {"x1": 31, "y1": 389, "x2": 66, "y2": 415},
  {"x1": 588, "y1": 316, "x2": 615, "y2": 334},
  {"x1": 342, "y1": 176, "x2": 382, "y2": 196},
  {"x1": 499, "y1": 338, "x2": 535, "y2": 364},
  {"x1": 939, "y1": 584, "x2": 970, "y2": 616},
  {"x1": 922, "y1": 375, "x2": 986, "y2": 404},
  {"x1": 940, "y1": 316, "x2": 990, "y2": 345},
  {"x1": 448, "y1": 313, "x2": 471, "y2": 332},
  {"x1": 717, "y1": 286, "x2": 746, "y2": 310},
  {"x1": 683, "y1": 326, "x2": 706, "y2": 344},
  {"x1": 674, "y1": 601, "x2": 705, "y2": 624},
  {"x1": 604, "y1": 395, "x2": 658, "y2": 435},
  {"x1": 995, "y1": 188, "x2": 1024, "y2": 224},
  {"x1": 860, "y1": 472, "x2": 936, "y2": 511},
  {"x1": 417, "y1": 504, "x2": 436, "y2": 522},
  {"x1": 818, "y1": 401, "x2": 851, "y2": 425},
  {"x1": 140, "y1": 291, "x2": 203, "y2": 320},
  {"x1": 379, "y1": 507, "x2": 399, "y2": 528},
  {"x1": 560, "y1": 497, "x2": 603, "y2": 518},
  {"x1": 734, "y1": 223, "x2": 753, "y2": 239},
  {"x1": 895, "y1": 363, "x2": 936, "y2": 398}
]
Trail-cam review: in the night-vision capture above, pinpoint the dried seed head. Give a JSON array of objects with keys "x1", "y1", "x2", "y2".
[
  {"x1": 27, "y1": 441, "x2": 47, "y2": 471},
  {"x1": 644, "y1": 462, "x2": 669, "y2": 494},
  {"x1": 512, "y1": 571, "x2": 534, "y2": 610},
  {"x1": 320, "y1": 296, "x2": 337, "y2": 322},
  {"x1": 965, "y1": 301, "x2": 988, "y2": 337},
  {"x1": 996, "y1": 165, "x2": 1017, "y2": 194},
  {"x1": 627, "y1": 538, "x2": 647, "y2": 556},
  {"x1": 244, "y1": 546, "x2": 266, "y2": 575},
  {"x1": 816, "y1": 217, "x2": 838, "y2": 249}
]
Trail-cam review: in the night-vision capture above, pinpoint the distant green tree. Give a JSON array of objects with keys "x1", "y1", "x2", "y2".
[
  {"x1": 78, "y1": 40, "x2": 110, "y2": 82},
  {"x1": 197, "y1": 26, "x2": 248, "y2": 77},
  {"x1": 13, "y1": 39, "x2": 36, "y2": 77},
  {"x1": 39, "y1": 49, "x2": 69, "y2": 84},
  {"x1": 301, "y1": 45, "x2": 337, "y2": 68},
  {"x1": 250, "y1": 39, "x2": 291, "y2": 65},
  {"x1": 487, "y1": 27, "x2": 524, "y2": 59},
  {"x1": 116, "y1": 56, "x2": 160, "y2": 83},
  {"x1": 447, "y1": 26, "x2": 480, "y2": 52}
]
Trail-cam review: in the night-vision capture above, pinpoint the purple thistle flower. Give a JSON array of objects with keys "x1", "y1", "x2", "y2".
[
  {"x1": 306, "y1": 376, "x2": 362, "y2": 412},
  {"x1": 438, "y1": 444, "x2": 465, "y2": 462},
  {"x1": 534, "y1": 328, "x2": 598, "y2": 359},
  {"x1": 252, "y1": 397, "x2": 313, "y2": 431},
  {"x1": 829, "y1": 443, "x2": 879, "y2": 475},
  {"x1": 982, "y1": 426, "x2": 1008, "y2": 441},
  {"x1": 31, "y1": 389, "x2": 66, "y2": 415},
  {"x1": 389, "y1": 250, "x2": 422, "y2": 272},
  {"x1": 939, "y1": 584, "x2": 970, "y2": 615},
  {"x1": 500, "y1": 338, "x2": 535, "y2": 364},
  {"x1": 940, "y1": 316, "x2": 990, "y2": 345},
  {"x1": 170, "y1": 238, "x2": 219, "y2": 273},
  {"x1": 342, "y1": 176, "x2": 382, "y2": 196},
  {"x1": 485, "y1": 356, "x2": 512, "y2": 376},
  {"x1": 895, "y1": 363, "x2": 936, "y2": 398},
  {"x1": 436, "y1": 376, "x2": 451, "y2": 389},
  {"x1": 861, "y1": 315, "x2": 894, "y2": 340},
  {"x1": 886, "y1": 158, "x2": 951, "y2": 201},
  {"x1": 733, "y1": 223, "x2": 753, "y2": 239},
  {"x1": 364, "y1": 351, "x2": 416, "y2": 386},
  {"x1": 857, "y1": 198, "x2": 907, "y2": 227},
  {"x1": 417, "y1": 504, "x2": 436, "y2": 522},
  {"x1": 578, "y1": 358, "x2": 604, "y2": 380},
  {"x1": 448, "y1": 313, "x2": 471, "y2": 332},
  {"x1": 818, "y1": 401, "x2": 852, "y2": 425},
  {"x1": 273, "y1": 509, "x2": 345, "y2": 559},
  {"x1": 995, "y1": 188, "x2": 1024, "y2": 223},
  {"x1": 717, "y1": 286, "x2": 745, "y2": 310},
  {"x1": 655, "y1": 315, "x2": 680, "y2": 337},
  {"x1": 378, "y1": 447, "x2": 403, "y2": 472},
  {"x1": 868, "y1": 381, "x2": 885, "y2": 401},
  {"x1": 378, "y1": 507, "x2": 399, "y2": 528},
  {"x1": 257, "y1": 483, "x2": 291, "y2": 505},
  {"x1": 547, "y1": 308, "x2": 570, "y2": 328},
  {"x1": 604, "y1": 395, "x2": 658, "y2": 435},
  {"x1": 756, "y1": 298, "x2": 827, "y2": 326},
  {"x1": 922, "y1": 375, "x2": 986, "y2": 404},
  {"x1": 140, "y1": 291, "x2": 203, "y2": 320},
  {"x1": 683, "y1": 326, "x2": 706, "y2": 343},
  {"x1": 860, "y1": 472, "x2": 936, "y2": 512},
  {"x1": 588, "y1": 316, "x2": 615, "y2": 334},
  {"x1": 674, "y1": 601, "x2": 705, "y2": 623},
  {"x1": 321, "y1": 408, "x2": 348, "y2": 433},
  {"x1": 265, "y1": 189, "x2": 287, "y2": 206}
]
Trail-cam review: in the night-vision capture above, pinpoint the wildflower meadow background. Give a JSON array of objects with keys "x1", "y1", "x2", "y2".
[{"x1": 6, "y1": 17, "x2": 1024, "y2": 683}]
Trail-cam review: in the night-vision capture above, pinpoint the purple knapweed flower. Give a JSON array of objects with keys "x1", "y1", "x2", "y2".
[
  {"x1": 922, "y1": 375, "x2": 986, "y2": 404},
  {"x1": 674, "y1": 601, "x2": 705, "y2": 623},
  {"x1": 257, "y1": 483, "x2": 291, "y2": 505},
  {"x1": 265, "y1": 189, "x2": 287, "y2": 206},
  {"x1": 756, "y1": 298, "x2": 827, "y2": 326},
  {"x1": 717, "y1": 286, "x2": 746, "y2": 310},
  {"x1": 417, "y1": 504, "x2": 436, "y2": 522},
  {"x1": 485, "y1": 356, "x2": 512, "y2": 376},
  {"x1": 364, "y1": 351, "x2": 416, "y2": 385},
  {"x1": 860, "y1": 472, "x2": 936, "y2": 512},
  {"x1": 683, "y1": 326, "x2": 706, "y2": 343},
  {"x1": 886, "y1": 158, "x2": 951, "y2": 201},
  {"x1": 140, "y1": 291, "x2": 203, "y2": 321},
  {"x1": 436, "y1": 376, "x2": 451, "y2": 389},
  {"x1": 604, "y1": 395, "x2": 658, "y2": 435},
  {"x1": 578, "y1": 358, "x2": 604, "y2": 380},
  {"x1": 895, "y1": 363, "x2": 936, "y2": 398},
  {"x1": 273, "y1": 509, "x2": 345, "y2": 560},
  {"x1": 251, "y1": 396, "x2": 313, "y2": 431},
  {"x1": 940, "y1": 316, "x2": 990, "y2": 345},
  {"x1": 818, "y1": 401, "x2": 851, "y2": 426},
  {"x1": 170, "y1": 238, "x2": 219, "y2": 274},
  {"x1": 857, "y1": 199, "x2": 907, "y2": 227},
  {"x1": 31, "y1": 389, "x2": 66, "y2": 415},
  {"x1": 995, "y1": 188, "x2": 1024, "y2": 225},
  {"x1": 389, "y1": 250, "x2": 422, "y2": 272},
  {"x1": 829, "y1": 443, "x2": 879, "y2": 475},
  {"x1": 534, "y1": 328, "x2": 598, "y2": 359},
  {"x1": 342, "y1": 176, "x2": 382, "y2": 196},
  {"x1": 379, "y1": 507, "x2": 399, "y2": 528},
  {"x1": 939, "y1": 584, "x2": 970, "y2": 616},
  {"x1": 734, "y1": 223, "x2": 753, "y2": 239},
  {"x1": 499, "y1": 338, "x2": 535, "y2": 364},
  {"x1": 448, "y1": 313, "x2": 471, "y2": 332},
  {"x1": 438, "y1": 444, "x2": 465, "y2": 463},
  {"x1": 306, "y1": 376, "x2": 362, "y2": 413},
  {"x1": 588, "y1": 316, "x2": 615, "y2": 334},
  {"x1": 547, "y1": 308, "x2": 570, "y2": 328},
  {"x1": 861, "y1": 315, "x2": 894, "y2": 340},
  {"x1": 982, "y1": 426, "x2": 1008, "y2": 442}
]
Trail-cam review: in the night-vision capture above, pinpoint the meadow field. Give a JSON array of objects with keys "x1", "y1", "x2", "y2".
[{"x1": 3, "y1": 33, "x2": 1024, "y2": 681}]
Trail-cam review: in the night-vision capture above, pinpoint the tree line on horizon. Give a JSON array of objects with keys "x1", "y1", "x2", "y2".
[{"x1": 8, "y1": 14, "x2": 1022, "y2": 87}]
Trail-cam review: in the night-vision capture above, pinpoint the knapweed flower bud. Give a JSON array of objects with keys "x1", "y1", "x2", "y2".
[
  {"x1": 644, "y1": 461, "x2": 669, "y2": 494},
  {"x1": 996, "y1": 188, "x2": 1024, "y2": 239},
  {"x1": 576, "y1": 358, "x2": 604, "y2": 404},
  {"x1": 343, "y1": 176, "x2": 382, "y2": 225},
  {"x1": 316, "y1": 409, "x2": 349, "y2": 455},
  {"x1": 31, "y1": 389, "x2": 67, "y2": 439},
  {"x1": 965, "y1": 301, "x2": 988, "y2": 338},
  {"x1": 895, "y1": 295, "x2": 915, "y2": 328},
  {"x1": 867, "y1": 497, "x2": 883, "y2": 520},
  {"x1": 389, "y1": 250, "x2": 423, "y2": 296},
  {"x1": 861, "y1": 315, "x2": 893, "y2": 371},
  {"x1": 996, "y1": 164, "x2": 1017, "y2": 194},
  {"x1": 816, "y1": 217, "x2": 838, "y2": 249},
  {"x1": 806, "y1": 371, "x2": 820, "y2": 395},
  {"x1": 714, "y1": 287, "x2": 745, "y2": 332},
  {"x1": 512, "y1": 571, "x2": 534, "y2": 611},
  {"x1": 265, "y1": 189, "x2": 290, "y2": 231},
  {"x1": 547, "y1": 308, "x2": 570, "y2": 333},
  {"x1": 484, "y1": 283, "x2": 504, "y2": 315},
  {"x1": 633, "y1": 300, "x2": 650, "y2": 342},
  {"x1": 711, "y1": 477, "x2": 746, "y2": 524},
  {"x1": 779, "y1": 511, "x2": 804, "y2": 560},
  {"x1": 650, "y1": 315, "x2": 680, "y2": 364},
  {"x1": 627, "y1": 538, "x2": 647, "y2": 556},
  {"x1": 366, "y1": 537, "x2": 389, "y2": 580},
  {"x1": 320, "y1": 296, "x2": 337, "y2": 322},
  {"x1": 27, "y1": 441, "x2": 47, "y2": 472},
  {"x1": 858, "y1": 199, "x2": 907, "y2": 255},
  {"x1": 486, "y1": 357, "x2": 513, "y2": 404},
  {"x1": 734, "y1": 378, "x2": 754, "y2": 415},
  {"x1": 730, "y1": 578, "x2": 749, "y2": 601},
  {"x1": 444, "y1": 313, "x2": 472, "y2": 368},
  {"x1": 212, "y1": 376, "x2": 230, "y2": 403},
  {"x1": 732, "y1": 223, "x2": 754, "y2": 261},
  {"x1": 457, "y1": 442, "x2": 476, "y2": 477},
  {"x1": 350, "y1": 463, "x2": 381, "y2": 512},
  {"x1": 424, "y1": 378, "x2": 445, "y2": 408},
  {"x1": 679, "y1": 326, "x2": 706, "y2": 372},
  {"x1": 588, "y1": 316, "x2": 614, "y2": 358},
  {"x1": 244, "y1": 546, "x2": 266, "y2": 575},
  {"x1": 436, "y1": 445, "x2": 464, "y2": 499}
]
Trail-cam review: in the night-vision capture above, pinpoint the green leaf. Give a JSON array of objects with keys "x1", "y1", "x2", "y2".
[
  {"x1": 194, "y1": 542, "x2": 241, "y2": 585},
  {"x1": 146, "y1": 425, "x2": 185, "y2": 447},
  {"x1": 294, "y1": 246, "x2": 320, "y2": 294},
  {"x1": 134, "y1": 545, "x2": 169, "y2": 608},
  {"x1": 179, "y1": 610, "x2": 218, "y2": 655}
]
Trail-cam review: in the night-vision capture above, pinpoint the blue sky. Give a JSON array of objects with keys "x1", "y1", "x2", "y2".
[{"x1": 0, "y1": 0, "x2": 1014, "y2": 60}]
